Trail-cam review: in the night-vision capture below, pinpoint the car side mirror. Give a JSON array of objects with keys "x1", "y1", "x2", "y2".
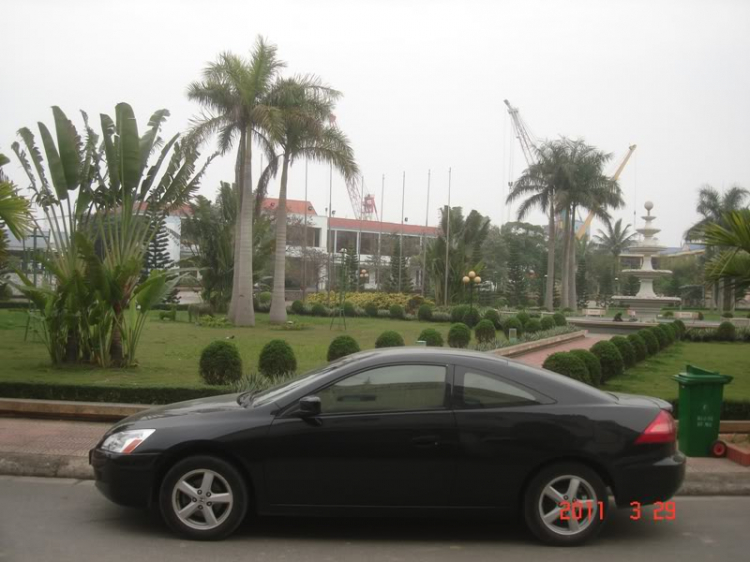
[{"x1": 298, "y1": 395, "x2": 321, "y2": 417}]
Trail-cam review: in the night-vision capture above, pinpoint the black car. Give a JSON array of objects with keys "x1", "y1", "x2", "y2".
[{"x1": 91, "y1": 348, "x2": 684, "y2": 546}]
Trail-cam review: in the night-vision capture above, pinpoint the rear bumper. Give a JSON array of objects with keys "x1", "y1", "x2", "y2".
[
  {"x1": 90, "y1": 448, "x2": 160, "y2": 508},
  {"x1": 613, "y1": 451, "x2": 686, "y2": 507}
]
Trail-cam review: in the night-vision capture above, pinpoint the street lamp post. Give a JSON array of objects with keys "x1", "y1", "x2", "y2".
[
  {"x1": 359, "y1": 268, "x2": 369, "y2": 288},
  {"x1": 462, "y1": 270, "x2": 482, "y2": 315}
]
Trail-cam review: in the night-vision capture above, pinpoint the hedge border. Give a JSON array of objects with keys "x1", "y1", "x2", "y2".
[{"x1": 0, "y1": 382, "x2": 225, "y2": 405}]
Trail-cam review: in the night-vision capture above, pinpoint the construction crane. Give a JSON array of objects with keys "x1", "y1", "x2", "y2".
[
  {"x1": 345, "y1": 176, "x2": 378, "y2": 221},
  {"x1": 575, "y1": 144, "x2": 637, "y2": 239},
  {"x1": 504, "y1": 99, "x2": 538, "y2": 167}
]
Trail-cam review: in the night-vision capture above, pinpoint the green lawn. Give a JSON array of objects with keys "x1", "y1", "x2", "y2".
[
  {"x1": 603, "y1": 341, "x2": 750, "y2": 401},
  {"x1": 0, "y1": 310, "x2": 448, "y2": 388}
]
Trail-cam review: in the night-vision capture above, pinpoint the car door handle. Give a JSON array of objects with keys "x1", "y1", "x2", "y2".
[{"x1": 412, "y1": 435, "x2": 441, "y2": 447}]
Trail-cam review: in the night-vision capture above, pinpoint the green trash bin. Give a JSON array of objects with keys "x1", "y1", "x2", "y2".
[{"x1": 672, "y1": 364, "x2": 733, "y2": 457}]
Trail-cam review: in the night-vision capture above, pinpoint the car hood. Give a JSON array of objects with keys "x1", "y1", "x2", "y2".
[{"x1": 118, "y1": 393, "x2": 243, "y2": 426}]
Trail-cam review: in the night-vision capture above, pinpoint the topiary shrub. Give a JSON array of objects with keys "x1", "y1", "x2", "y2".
[
  {"x1": 484, "y1": 308, "x2": 501, "y2": 329},
  {"x1": 610, "y1": 336, "x2": 636, "y2": 368},
  {"x1": 553, "y1": 312, "x2": 567, "y2": 326},
  {"x1": 569, "y1": 349, "x2": 601, "y2": 387},
  {"x1": 375, "y1": 330, "x2": 405, "y2": 348},
  {"x1": 451, "y1": 305, "x2": 470, "y2": 323},
  {"x1": 448, "y1": 323, "x2": 472, "y2": 348},
  {"x1": 474, "y1": 319, "x2": 496, "y2": 344},
  {"x1": 199, "y1": 341, "x2": 243, "y2": 386},
  {"x1": 327, "y1": 335, "x2": 361, "y2": 361},
  {"x1": 501, "y1": 316, "x2": 524, "y2": 338},
  {"x1": 722, "y1": 312, "x2": 733, "y2": 319},
  {"x1": 613, "y1": 312, "x2": 623, "y2": 322},
  {"x1": 717, "y1": 321, "x2": 736, "y2": 342},
  {"x1": 516, "y1": 311, "x2": 531, "y2": 326},
  {"x1": 431, "y1": 311, "x2": 452, "y2": 322},
  {"x1": 343, "y1": 301, "x2": 356, "y2": 317},
  {"x1": 651, "y1": 325, "x2": 669, "y2": 348},
  {"x1": 697, "y1": 311, "x2": 704, "y2": 320},
  {"x1": 543, "y1": 352, "x2": 589, "y2": 384},
  {"x1": 673, "y1": 319, "x2": 686, "y2": 340},
  {"x1": 418, "y1": 328, "x2": 444, "y2": 347},
  {"x1": 312, "y1": 303, "x2": 328, "y2": 317},
  {"x1": 259, "y1": 339, "x2": 297, "y2": 379},
  {"x1": 590, "y1": 340, "x2": 624, "y2": 381},
  {"x1": 418, "y1": 304, "x2": 433, "y2": 322},
  {"x1": 463, "y1": 307, "x2": 481, "y2": 328},
  {"x1": 627, "y1": 333, "x2": 648, "y2": 362},
  {"x1": 525, "y1": 318, "x2": 543, "y2": 334},
  {"x1": 662, "y1": 323, "x2": 677, "y2": 344},
  {"x1": 291, "y1": 300, "x2": 305, "y2": 315},
  {"x1": 389, "y1": 304, "x2": 405, "y2": 319},
  {"x1": 663, "y1": 310, "x2": 674, "y2": 318},
  {"x1": 258, "y1": 291, "x2": 272, "y2": 305},
  {"x1": 541, "y1": 316, "x2": 556, "y2": 331},
  {"x1": 365, "y1": 302, "x2": 379, "y2": 318},
  {"x1": 640, "y1": 329, "x2": 659, "y2": 355}
]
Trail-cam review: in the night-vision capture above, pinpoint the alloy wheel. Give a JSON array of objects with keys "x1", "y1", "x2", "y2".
[
  {"x1": 171, "y1": 469, "x2": 234, "y2": 531},
  {"x1": 537, "y1": 474, "x2": 598, "y2": 536}
]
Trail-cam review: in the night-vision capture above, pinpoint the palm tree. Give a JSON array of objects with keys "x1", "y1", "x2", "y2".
[
  {"x1": 507, "y1": 140, "x2": 573, "y2": 310},
  {"x1": 685, "y1": 184, "x2": 749, "y2": 310},
  {"x1": 594, "y1": 217, "x2": 636, "y2": 287},
  {"x1": 187, "y1": 38, "x2": 284, "y2": 326},
  {"x1": 0, "y1": 153, "x2": 31, "y2": 238},
  {"x1": 703, "y1": 209, "x2": 750, "y2": 290}
]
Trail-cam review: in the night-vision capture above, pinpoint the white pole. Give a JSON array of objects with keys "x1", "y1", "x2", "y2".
[{"x1": 444, "y1": 167, "x2": 451, "y2": 305}]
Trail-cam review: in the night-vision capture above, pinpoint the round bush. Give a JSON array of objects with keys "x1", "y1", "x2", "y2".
[
  {"x1": 311, "y1": 303, "x2": 328, "y2": 317},
  {"x1": 610, "y1": 336, "x2": 636, "y2": 368},
  {"x1": 662, "y1": 323, "x2": 677, "y2": 343},
  {"x1": 327, "y1": 335, "x2": 361, "y2": 361},
  {"x1": 569, "y1": 349, "x2": 601, "y2": 387},
  {"x1": 258, "y1": 291, "x2": 272, "y2": 304},
  {"x1": 418, "y1": 304, "x2": 433, "y2": 322},
  {"x1": 627, "y1": 333, "x2": 648, "y2": 362},
  {"x1": 474, "y1": 319, "x2": 496, "y2": 344},
  {"x1": 541, "y1": 316, "x2": 556, "y2": 331},
  {"x1": 342, "y1": 301, "x2": 356, "y2": 317},
  {"x1": 389, "y1": 304, "x2": 405, "y2": 320},
  {"x1": 722, "y1": 312, "x2": 734, "y2": 319},
  {"x1": 673, "y1": 319, "x2": 686, "y2": 340},
  {"x1": 258, "y1": 339, "x2": 297, "y2": 379},
  {"x1": 463, "y1": 307, "x2": 481, "y2": 328},
  {"x1": 543, "y1": 352, "x2": 589, "y2": 384},
  {"x1": 484, "y1": 308, "x2": 501, "y2": 329},
  {"x1": 375, "y1": 330, "x2": 405, "y2": 348},
  {"x1": 418, "y1": 328, "x2": 444, "y2": 347},
  {"x1": 640, "y1": 329, "x2": 659, "y2": 355},
  {"x1": 501, "y1": 316, "x2": 524, "y2": 338},
  {"x1": 516, "y1": 311, "x2": 531, "y2": 326},
  {"x1": 199, "y1": 341, "x2": 243, "y2": 386},
  {"x1": 717, "y1": 321, "x2": 736, "y2": 341},
  {"x1": 553, "y1": 312, "x2": 567, "y2": 326},
  {"x1": 525, "y1": 318, "x2": 543, "y2": 334},
  {"x1": 365, "y1": 302, "x2": 378, "y2": 318},
  {"x1": 448, "y1": 323, "x2": 472, "y2": 348},
  {"x1": 590, "y1": 340, "x2": 624, "y2": 381},
  {"x1": 650, "y1": 325, "x2": 668, "y2": 349},
  {"x1": 451, "y1": 305, "x2": 470, "y2": 324},
  {"x1": 291, "y1": 300, "x2": 305, "y2": 315},
  {"x1": 663, "y1": 310, "x2": 674, "y2": 318}
]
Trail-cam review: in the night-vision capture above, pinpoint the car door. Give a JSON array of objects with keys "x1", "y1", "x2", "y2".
[
  {"x1": 264, "y1": 362, "x2": 459, "y2": 509},
  {"x1": 451, "y1": 365, "x2": 558, "y2": 508}
]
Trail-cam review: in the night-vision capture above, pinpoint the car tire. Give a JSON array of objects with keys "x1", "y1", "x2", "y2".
[
  {"x1": 159, "y1": 455, "x2": 248, "y2": 540},
  {"x1": 523, "y1": 462, "x2": 609, "y2": 546}
]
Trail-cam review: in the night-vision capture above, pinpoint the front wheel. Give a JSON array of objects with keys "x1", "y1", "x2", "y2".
[
  {"x1": 523, "y1": 462, "x2": 609, "y2": 546},
  {"x1": 159, "y1": 455, "x2": 248, "y2": 540}
]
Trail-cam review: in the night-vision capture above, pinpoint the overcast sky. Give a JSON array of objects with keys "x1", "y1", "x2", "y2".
[{"x1": 3, "y1": 0, "x2": 749, "y2": 246}]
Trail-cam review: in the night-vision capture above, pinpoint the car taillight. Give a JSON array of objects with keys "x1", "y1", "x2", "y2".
[{"x1": 635, "y1": 410, "x2": 676, "y2": 444}]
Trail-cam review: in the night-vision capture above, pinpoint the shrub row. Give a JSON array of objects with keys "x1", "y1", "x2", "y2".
[{"x1": 684, "y1": 322, "x2": 750, "y2": 343}]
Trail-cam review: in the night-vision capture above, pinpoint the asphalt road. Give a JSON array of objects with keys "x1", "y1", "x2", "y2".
[{"x1": 0, "y1": 476, "x2": 746, "y2": 562}]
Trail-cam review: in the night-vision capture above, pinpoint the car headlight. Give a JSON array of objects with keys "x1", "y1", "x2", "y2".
[{"x1": 101, "y1": 429, "x2": 156, "y2": 454}]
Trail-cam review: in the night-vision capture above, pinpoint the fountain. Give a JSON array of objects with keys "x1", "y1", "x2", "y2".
[{"x1": 613, "y1": 201, "x2": 680, "y2": 319}]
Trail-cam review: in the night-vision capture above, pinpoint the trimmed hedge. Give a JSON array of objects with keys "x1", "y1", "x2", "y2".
[
  {"x1": 0, "y1": 382, "x2": 226, "y2": 404},
  {"x1": 451, "y1": 305, "x2": 470, "y2": 323},
  {"x1": 199, "y1": 341, "x2": 243, "y2": 386},
  {"x1": 658, "y1": 323, "x2": 675, "y2": 345},
  {"x1": 610, "y1": 336, "x2": 636, "y2": 368},
  {"x1": 418, "y1": 328, "x2": 444, "y2": 347},
  {"x1": 463, "y1": 308, "x2": 481, "y2": 328},
  {"x1": 543, "y1": 352, "x2": 589, "y2": 384},
  {"x1": 627, "y1": 333, "x2": 648, "y2": 362},
  {"x1": 484, "y1": 308, "x2": 501, "y2": 329},
  {"x1": 501, "y1": 316, "x2": 524, "y2": 338},
  {"x1": 718, "y1": 321, "x2": 736, "y2": 341},
  {"x1": 389, "y1": 304, "x2": 405, "y2": 319},
  {"x1": 343, "y1": 301, "x2": 357, "y2": 317},
  {"x1": 541, "y1": 316, "x2": 556, "y2": 331},
  {"x1": 327, "y1": 335, "x2": 361, "y2": 361},
  {"x1": 516, "y1": 311, "x2": 531, "y2": 326},
  {"x1": 640, "y1": 329, "x2": 659, "y2": 355},
  {"x1": 569, "y1": 349, "x2": 602, "y2": 387},
  {"x1": 258, "y1": 339, "x2": 297, "y2": 379},
  {"x1": 590, "y1": 340, "x2": 624, "y2": 381},
  {"x1": 650, "y1": 325, "x2": 668, "y2": 349},
  {"x1": 553, "y1": 312, "x2": 567, "y2": 326},
  {"x1": 525, "y1": 318, "x2": 542, "y2": 334},
  {"x1": 311, "y1": 303, "x2": 328, "y2": 317},
  {"x1": 448, "y1": 323, "x2": 472, "y2": 348},
  {"x1": 291, "y1": 300, "x2": 305, "y2": 315},
  {"x1": 375, "y1": 330, "x2": 405, "y2": 348},
  {"x1": 672, "y1": 319, "x2": 686, "y2": 340},
  {"x1": 417, "y1": 304, "x2": 433, "y2": 322},
  {"x1": 365, "y1": 302, "x2": 378, "y2": 318},
  {"x1": 474, "y1": 319, "x2": 496, "y2": 344}
]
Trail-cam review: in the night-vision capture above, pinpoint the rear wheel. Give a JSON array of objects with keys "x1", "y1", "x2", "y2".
[
  {"x1": 524, "y1": 462, "x2": 608, "y2": 546},
  {"x1": 159, "y1": 455, "x2": 248, "y2": 540}
]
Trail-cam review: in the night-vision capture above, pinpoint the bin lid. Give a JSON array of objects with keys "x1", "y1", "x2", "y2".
[{"x1": 672, "y1": 364, "x2": 733, "y2": 386}]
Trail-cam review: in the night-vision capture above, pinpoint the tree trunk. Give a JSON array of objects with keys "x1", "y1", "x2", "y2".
[
  {"x1": 270, "y1": 154, "x2": 291, "y2": 323},
  {"x1": 560, "y1": 212, "x2": 570, "y2": 309},
  {"x1": 109, "y1": 305, "x2": 124, "y2": 367},
  {"x1": 228, "y1": 142, "x2": 243, "y2": 319},
  {"x1": 544, "y1": 203, "x2": 555, "y2": 311},
  {"x1": 568, "y1": 209, "x2": 577, "y2": 309},
  {"x1": 232, "y1": 126, "x2": 256, "y2": 326}
]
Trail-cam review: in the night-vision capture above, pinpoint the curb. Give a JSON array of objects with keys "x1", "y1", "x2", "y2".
[
  {"x1": 489, "y1": 330, "x2": 587, "y2": 358},
  {"x1": 0, "y1": 397, "x2": 148, "y2": 422}
]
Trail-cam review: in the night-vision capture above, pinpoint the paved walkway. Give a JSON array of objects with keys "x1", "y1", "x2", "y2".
[
  {"x1": 0, "y1": 418, "x2": 107, "y2": 457},
  {"x1": 513, "y1": 333, "x2": 610, "y2": 368}
]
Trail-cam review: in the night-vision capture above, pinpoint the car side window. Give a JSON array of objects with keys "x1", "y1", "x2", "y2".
[
  {"x1": 316, "y1": 364, "x2": 448, "y2": 415},
  {"x1": 456, "y1": 368, "x2": 538, "y2": 408}
]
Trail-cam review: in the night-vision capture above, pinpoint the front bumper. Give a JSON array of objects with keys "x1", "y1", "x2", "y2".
[
  {"x1": 613, "y1": 451, "x2": 686, "y2": 507},
  {"x1": 90, "y1": 448, "x2": 161, "y2": 508}
]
